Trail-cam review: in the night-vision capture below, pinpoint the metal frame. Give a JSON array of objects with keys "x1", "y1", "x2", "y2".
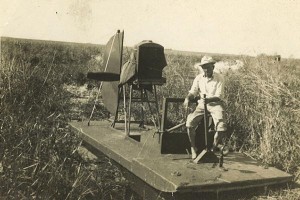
[
  {"x1": 160, "y1": 97, "x2": 185, "y2": 134},
  {"x1": 159, "y1": 97, "x2": 218, "y2": 155},
  {"x1": 113, "y1": 81, "x2": 164, "y2": 137}
]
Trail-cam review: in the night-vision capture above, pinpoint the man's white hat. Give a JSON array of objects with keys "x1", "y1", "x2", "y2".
[{"x1": 198, "y1": 56, "x2": 216, "y2": 66}]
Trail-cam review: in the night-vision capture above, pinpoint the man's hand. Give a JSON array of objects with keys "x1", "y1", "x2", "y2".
[
  {"x1": 183, "y1": 98, "x2": 189, "y2": 109},
  {"x1": 184, "y1": 94, "x2": 194, "y2": 108},
  {"x1": 203, "y1": 97, "x2": 209, "y2": 104},
  {"x1": 204, "y1": 97, "x2": 221, "y2": 104},
  {"x1": 204, "y1": 97, "x2": 213, "y2": 104}
]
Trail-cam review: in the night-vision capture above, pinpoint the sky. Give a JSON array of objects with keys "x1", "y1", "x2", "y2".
[{"x1": 1, "y1": 0, "x2": 300, "y2": 58}]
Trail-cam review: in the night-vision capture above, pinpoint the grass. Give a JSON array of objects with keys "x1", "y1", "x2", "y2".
[
  {"x1": 0, "y1": 38, "x2": 128, "y2": 199},
  {"x1": 223, "y1": 56, "x2": 300, "y2": 174}
]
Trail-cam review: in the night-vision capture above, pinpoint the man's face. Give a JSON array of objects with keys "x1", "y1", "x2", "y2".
[{"x1": 202, "y1": 63, "x2": 214, "y2": 78}]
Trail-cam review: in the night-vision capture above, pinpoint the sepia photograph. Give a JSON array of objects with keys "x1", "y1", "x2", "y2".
[{"x1": 0, "y1": 0, "x2": 299, "y2": 199}]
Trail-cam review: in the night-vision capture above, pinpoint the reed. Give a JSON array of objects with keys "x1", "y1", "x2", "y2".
[
  {"x1": 0, "y1": 39, "x2": 127, "y2": 199},
  {"x1": 223, "y1": 56, "x2": 300, "y2": 174}
]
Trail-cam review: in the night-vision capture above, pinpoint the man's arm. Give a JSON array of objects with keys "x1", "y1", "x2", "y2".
[
  {"x1": 205, "y1": 76, "x2": 224, "y2": 103},
  {"x1": 183, "y1": 76, "x2": 200, "y2": 107},
  {"x1": 183, "y1": 93, "x2": 194, "y2": 107},
  {"x1": 205, "y1": 96, "x2": 221, "y2": 103}
]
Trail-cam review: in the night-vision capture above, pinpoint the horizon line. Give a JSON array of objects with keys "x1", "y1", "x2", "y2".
[{"x1": 1, "y1": 36, "x2": 294, "y2": 59}]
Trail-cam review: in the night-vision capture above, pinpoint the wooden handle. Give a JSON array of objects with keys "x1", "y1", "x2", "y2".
[{"x1": 203, "y1": 94, "x2": 208, "y2": 148}]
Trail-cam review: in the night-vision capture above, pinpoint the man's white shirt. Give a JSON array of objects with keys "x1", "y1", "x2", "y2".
[{"x1": 188, "y1": 73, "x2": 224, "y2": 102}]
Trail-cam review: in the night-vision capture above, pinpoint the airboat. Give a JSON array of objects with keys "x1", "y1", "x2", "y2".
[{"x1": 69, "y1": 30, "x2": 292, "y2": 199}]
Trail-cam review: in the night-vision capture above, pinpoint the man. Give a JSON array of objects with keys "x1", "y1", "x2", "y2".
[{"x1": 183, "y1": 56, "x2": 227, "y2": 159}]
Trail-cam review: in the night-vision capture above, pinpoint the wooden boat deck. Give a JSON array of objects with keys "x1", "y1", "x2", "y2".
[{"x1": 69, "y1": 120, "x2": 293, "y2": 195}]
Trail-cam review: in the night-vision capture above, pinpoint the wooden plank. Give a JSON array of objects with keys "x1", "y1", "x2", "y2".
[
  {"x1": 69, "y1": 120, "x2": 293, "y2": 195},
  {"x1": 132, "y1": 153, "x2": 293, "y2": 193}
]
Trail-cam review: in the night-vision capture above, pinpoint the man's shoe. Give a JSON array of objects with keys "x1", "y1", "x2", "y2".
[
  {"x1": 220, "y1": 145, "x2": 230, "y2": 156},
  {"x1": 211, "y1": 145, "x2": 219, "y2": 152},
  {"x1": 191, "y1": 147, "x2": 198, "y2": 159}
]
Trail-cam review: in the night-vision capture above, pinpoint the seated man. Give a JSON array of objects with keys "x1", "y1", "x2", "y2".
[{"x1": 183, "y1": 56, "x2": 227, "y2": 159}]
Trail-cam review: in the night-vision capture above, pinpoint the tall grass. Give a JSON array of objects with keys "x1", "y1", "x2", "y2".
[
  {"x1": 0, "y1": 38, "x2": 127, "y2": 199},
  {"x1": 224, "y1": 56, "x2": 300, "y2": 174}
]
